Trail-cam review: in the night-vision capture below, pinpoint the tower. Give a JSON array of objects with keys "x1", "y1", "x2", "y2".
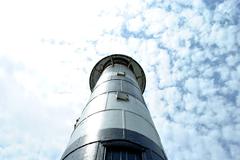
[{"x1": 61, "y1": 54, "x2": 167, "y2": 160}]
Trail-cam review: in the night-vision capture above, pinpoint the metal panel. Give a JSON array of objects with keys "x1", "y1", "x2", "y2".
[
  {"x1": 125, "y1": 112, "x2": 161, "y2": 146},
  {"x1": 92, "y1": 79, "x2": 121, "y2": 96},
  {"x1": 122, "y1": 80, "x2": 142, "y2": 98},
  {"x1": 118, "y1": 64, "x2": 135, "y2": 76},
  {"x1": 106, "y1": 93, "x2": 153, "y2": 125},
  {"x1": 95, "y1": 73, "x2": 115, "y2": 86},
  {"x1": 69, "y1": 110, "x2": 123, "y2": 145},
  {"x1": 95, "y1": 64, "x2": 139, "y2": 88},
  {"x1": 91, "y1": 80, "x2": 143, "y2": 102},
  {"x1": 80, "y1": 93, "x2": 108, "y2": 121},
  {"x1": 104, "y1": 64, "x2": 137, "y2": 80},
  {"x1": 111, "y1": 76, "x2": 139, "y2": 88},
  {"x1": 134, "y1": 96, "x2": 155, "y2": 125},
  {"x1": 95, "y1": 75, "x2": 139, "y2": 90},
  {"x1": 63, "y1": 142, "x2": 98, "y2": 160}
]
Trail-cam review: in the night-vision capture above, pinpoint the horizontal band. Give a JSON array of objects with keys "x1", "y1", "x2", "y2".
[
  {"x1": 94, "y1": 75, "x2": 140, "y2": 92},
  {"x1": 61, "y1": 128, "x2": 167, "y2": 160},
  {"x1": 76, "y1": 109, "x2": 156, "y2": 135},
  {"x1": 91, "y1": 80, "x2": 144, "y2": 103}
]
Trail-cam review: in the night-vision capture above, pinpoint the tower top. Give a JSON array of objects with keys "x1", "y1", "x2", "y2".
[{"x1": 89, "y1": 54, "x2": 146, "y2": 93}]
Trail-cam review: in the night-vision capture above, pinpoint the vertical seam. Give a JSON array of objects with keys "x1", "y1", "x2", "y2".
[
  {"x1": 121, "y1": 80, "x2": 123, "y2": 92},
  {"x1": 122, "y1": 110, "x2": 126, "y2": 138},
  {"x1": 95, "y1": 142, "x2": 99, "y2": 160},
  {"x1": 105, "y1": 92, "x2": 109, "y2": 110}
]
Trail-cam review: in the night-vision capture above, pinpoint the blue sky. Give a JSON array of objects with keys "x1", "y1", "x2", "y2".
[{"x1": 0, "y1": 0, "x2": 239, "y2": 160}]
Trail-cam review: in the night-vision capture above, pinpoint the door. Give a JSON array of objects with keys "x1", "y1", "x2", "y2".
[{"x1": 105, "y1": 147, "x2": 142, "y2": 160}]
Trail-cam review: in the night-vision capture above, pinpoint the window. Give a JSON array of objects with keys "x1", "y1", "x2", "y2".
[
  {"x1": 105, "y1": 147, "x2": 142, "y2": 160},
  {"x1": 116, "y1": 92, "x2": 129, "y2": 101},
  {"x1": 117, "y1": 72, "x2": 126, "y2": 76}
]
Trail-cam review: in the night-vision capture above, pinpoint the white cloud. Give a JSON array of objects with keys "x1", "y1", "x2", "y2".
[
  {"x1": 0, "y1": 0, "x2": 240, "y2": 160},
  {"x1": 127, "y1": 16, "x2": 145, "y2": 32},
  {"x1": 222, "y1": 125, "x2": 240, "y2": 142},
  {"x1": 226, "y1": 54, "x2": 239, "y2": 67},
  {"x1": 229, "y1": 143, "x2": 240, "y2": 160},
  {"x1": 237, "y1": 31, "x2": 240, "y2": 46},
  {"x1": 217, "y1": 65, "x2": 230, "y2": 82},
  {"x1": 184, "y1": 78, "x2": 199, "y2": 94},
  {"x1": 144, "y1": 8, "x2": 178, "y2": 35}
]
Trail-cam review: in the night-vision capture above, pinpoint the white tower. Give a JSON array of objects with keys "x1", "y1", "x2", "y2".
[{"x1": 61, "y1": 54, "x2": 167, "y2": 160}]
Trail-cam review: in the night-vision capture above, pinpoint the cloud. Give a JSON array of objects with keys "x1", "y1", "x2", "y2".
[{"x1": 0, "y1": 0, "x2": 240, "y2": 160}]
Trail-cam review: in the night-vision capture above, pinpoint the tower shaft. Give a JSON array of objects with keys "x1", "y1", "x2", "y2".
[{"x1": 61, "y1": 55, "x2": 167, "y2": 160}]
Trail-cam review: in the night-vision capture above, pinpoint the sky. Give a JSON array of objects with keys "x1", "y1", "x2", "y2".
[{"x1": 0, "y1": 0, "x2": 239, "y2": 160}]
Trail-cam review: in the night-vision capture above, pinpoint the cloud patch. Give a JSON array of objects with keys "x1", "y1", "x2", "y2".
[{"x1": 0, "y1": 0, "x2": 239, "y2": 160}]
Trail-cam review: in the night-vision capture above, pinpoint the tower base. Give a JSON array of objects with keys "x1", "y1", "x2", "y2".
[{"x1": 61, "y1": 128, "x2": 167, "y2": 160}]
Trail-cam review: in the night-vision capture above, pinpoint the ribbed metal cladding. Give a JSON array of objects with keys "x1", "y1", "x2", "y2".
[{"x1": 61, "y1": 54, "x2": 167, "y2": 160}]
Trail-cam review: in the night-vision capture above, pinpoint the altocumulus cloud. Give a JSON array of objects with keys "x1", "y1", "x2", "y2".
[{"x1": 0, "y1": 0, "x2": 239, "y2": 160}]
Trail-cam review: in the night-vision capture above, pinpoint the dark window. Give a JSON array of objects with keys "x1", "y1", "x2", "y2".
[
  {"x1": 117, "y1": 72, "x2": 126, "y2": 76},
  {"x1": 112, "y1": 150, "x2": 120, "y2": 159},
  {"x1": 116, "y1": 92, "x2": 129, "y2": 101},
  {"x1": 105, "y1": 147, "x2": 142, "y2": 160}
]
